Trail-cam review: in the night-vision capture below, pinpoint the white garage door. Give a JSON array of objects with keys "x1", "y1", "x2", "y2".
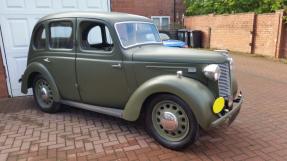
[{"x1": 0, "y1": 0, "x2": 110, "y2": 96}]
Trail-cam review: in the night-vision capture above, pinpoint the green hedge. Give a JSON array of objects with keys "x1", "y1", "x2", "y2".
[{"x1": 185, "y1": 0, "x2": 286, "y2": 16}]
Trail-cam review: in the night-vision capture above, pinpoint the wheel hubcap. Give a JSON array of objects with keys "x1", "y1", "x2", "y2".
[
  {"x1": 40, "y1": 87, "x2": 49, "y2": 102},
  {"x1": 160, "y1": 111, "x2": 178, "y2": 131},
  {"x1": 152, "y1": 100, "x2": 190, "y2": 142},
  {"x1": 35, "y1": 79, "x2": 53, "y2": 107}
]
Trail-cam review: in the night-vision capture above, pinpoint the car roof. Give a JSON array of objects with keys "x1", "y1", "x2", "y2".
[{"x1": 38, "y1": 11, "x2": 152, "y2": 24}]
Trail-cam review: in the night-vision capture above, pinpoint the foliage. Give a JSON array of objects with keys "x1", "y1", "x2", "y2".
[{"x1": 185, "y1": 0, "x2": 287, "y2": 16}]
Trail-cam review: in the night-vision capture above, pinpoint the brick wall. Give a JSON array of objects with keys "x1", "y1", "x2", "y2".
[
  {"x1": 254, "y1": 12, "x2": 283, "y2": 57},
  {"x1": 111, "y1": 0, "x2": 185, "y2": 24},
  {"x1": 0, "y1": 49, "x2": 8, "y2": 98},
  {"x1": 184, "y1": 11, "x2": 285, "y2": 58},
  {"x1": 185, "y1": 13, "x2": 255, "y2": 53}
]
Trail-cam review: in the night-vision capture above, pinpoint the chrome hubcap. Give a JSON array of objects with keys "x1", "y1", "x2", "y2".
[
  {"x1": 40, "y1": 87, "x2": 49, "y2": 102},
  {"x1": 160, "y1": 111, "x2": 178, "y2": 132},
  {"x1": 35, "y1": 79, "x2": 53, "y2": 107}
]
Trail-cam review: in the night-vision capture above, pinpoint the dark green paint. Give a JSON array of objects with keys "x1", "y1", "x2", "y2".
[{"x1": 21, "y1": 12, "x2": 242, "y2": 130}]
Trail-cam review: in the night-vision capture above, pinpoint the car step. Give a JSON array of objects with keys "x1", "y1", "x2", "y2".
[{"x1": 61, "y1": 100, "x2": 123, "y2": 118}]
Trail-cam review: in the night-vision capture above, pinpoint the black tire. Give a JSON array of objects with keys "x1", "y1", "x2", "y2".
[
  {"x1": 32, "y1": 75, "x2": 60, "y2": 113},
  {"x1": 145, "y1": 94, "x2": 199, "y2": 150}
]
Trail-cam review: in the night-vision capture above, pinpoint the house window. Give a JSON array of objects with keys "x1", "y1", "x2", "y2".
[{"x1": 151, "y1": 16, "x2": 170, "y2": 30}]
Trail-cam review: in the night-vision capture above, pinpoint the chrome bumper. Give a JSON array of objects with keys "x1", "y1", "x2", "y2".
[{"x1": 210, "y1": 92, "x2": 243, "y2": 128}]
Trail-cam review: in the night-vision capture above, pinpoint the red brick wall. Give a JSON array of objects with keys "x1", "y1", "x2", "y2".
[
  {"x1": 111, "y1": 0, "x2": 185, "y2": 24},
  {"x1": 185, "y1": 13, "x2": 255, "y2": 53},
  {"x1": 211, "y1": 13, "x2": 255, "y2": 53},
  {"x1": 184, "y1": 11, "x2": 285, "y2": 58},
  {"x1": 254, "y1": 12, "x2": 283, "y2": 57},
  {"x1": 0, "y1": 49, "x2": 8, "y2": 98}
]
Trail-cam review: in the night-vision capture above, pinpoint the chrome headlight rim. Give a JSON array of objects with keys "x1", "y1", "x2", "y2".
[{"x1": 203, "y1": 64, "x2": 221, "y2": 81}]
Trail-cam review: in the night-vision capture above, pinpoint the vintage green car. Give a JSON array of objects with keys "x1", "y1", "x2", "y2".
[{"x1": 21, "y1": 12, "x2": 243, "y2": 150}]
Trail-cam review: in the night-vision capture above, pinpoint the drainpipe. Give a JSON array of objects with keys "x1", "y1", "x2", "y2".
[
  {"x1": 174, "y1": 0, "x2": 176, "y2": 24},
  {"x1": 250, "y1": 13, "x2": 257, "y2": 54},
  {"x1": 275, "y1": 10, "x2": 284, "y2": 58}
]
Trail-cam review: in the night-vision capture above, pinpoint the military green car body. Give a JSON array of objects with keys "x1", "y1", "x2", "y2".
[{"x1": 21, "y1": 12, "x2": 242, "y2": 130}]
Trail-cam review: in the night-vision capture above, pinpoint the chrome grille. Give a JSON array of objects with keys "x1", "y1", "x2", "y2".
[{"x1": 218, "y1": 63, "x2": 231, "y2": 98}]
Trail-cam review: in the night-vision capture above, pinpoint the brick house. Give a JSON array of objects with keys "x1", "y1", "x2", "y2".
[
  {"x1": 112, "y1": 0, "x2": 185, "y2": 30},
  {"x1": 0, "y1": 0, "x2": 185, "y2": 98}
]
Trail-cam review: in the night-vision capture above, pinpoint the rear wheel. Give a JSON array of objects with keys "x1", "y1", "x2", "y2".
[
  {"x1": 32, "y1": 75, "x2": 60, "y2": 113},
  {"x1": 145, "y1": 94, "x2": 199, "y2": 150}
]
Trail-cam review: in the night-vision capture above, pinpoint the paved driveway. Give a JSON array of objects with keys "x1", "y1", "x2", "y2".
[{"x1": 0, "y1": 54, "x2": 287, "y2": 161}]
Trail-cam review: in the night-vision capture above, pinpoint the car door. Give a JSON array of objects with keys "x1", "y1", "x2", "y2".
[
  {"x1": 76, "y1": 18, "x2": 129, "y2": 108},
  {"x1": 43, "y1": 18, "x2": 80, "y2": 101}
]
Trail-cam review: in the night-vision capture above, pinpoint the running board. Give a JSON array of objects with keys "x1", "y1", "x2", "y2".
[{"x1": 61, "y1": 100, "x2": 123, "y2": 118}]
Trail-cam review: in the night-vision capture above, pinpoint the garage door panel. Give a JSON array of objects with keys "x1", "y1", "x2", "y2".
[
  {"x1": 8, "y1": 56, "x2": 26, "y2": 84},
  {"x1": 86, "y1": 0, "x2": 103, "y2": 8},
  {"x1": 35, "y1": 0, "x2": 53, "y2": 9},
  {"x1": 9, "y1": 19, "x2": 30, "y2": 47},
  {"x1": 6, "y1": 0, "x2": 25, "y2": 8},
  {"x1": 1, "y1": 15, "x2": 43, "y2": 96},
  {"x1": 79, "y1": 0, "x2": 109, "y2": 11},
  {"x1": 0, "y1": 0, "x2": 110, "y2": 96},
  {"x1": 61, "y1": 0, "x2": 78, "y2": 8},
  {"x1": 1, "y1": 16, "x2": 32, "y2": 50}
]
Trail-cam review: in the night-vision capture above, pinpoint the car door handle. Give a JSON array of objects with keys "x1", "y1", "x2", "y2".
[
  {"x1": 43, "y1": 58, "x2": 51, "y2": 63},
  {"x1": 111, "y1": 63, "x2": 122, "y2": 69}
]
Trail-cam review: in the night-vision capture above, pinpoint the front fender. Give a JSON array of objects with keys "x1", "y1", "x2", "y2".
[
  {"x1": 122, "y1": 75, "x2": 217, "y2": 129},
  {"x1": 21, "y1": 62, "x2": 60, "y2": 102}
]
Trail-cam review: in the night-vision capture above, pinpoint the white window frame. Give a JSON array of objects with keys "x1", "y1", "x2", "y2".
[{"x1": 151, "y1": 16, "x2": 170, "y2": 27}]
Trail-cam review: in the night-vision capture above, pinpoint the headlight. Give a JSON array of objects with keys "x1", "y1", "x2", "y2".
[{"x1": 203, "y1": 64, "x2": 221, "y2": 81}]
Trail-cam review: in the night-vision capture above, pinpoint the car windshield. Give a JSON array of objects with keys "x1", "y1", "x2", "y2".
[{"x1": 115, "y1": 22, "x2": 162, "y2": 48}]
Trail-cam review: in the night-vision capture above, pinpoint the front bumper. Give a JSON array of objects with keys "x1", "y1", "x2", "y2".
[{"x1": 210, "y1": 92, "x2": 243, "y2": 128}]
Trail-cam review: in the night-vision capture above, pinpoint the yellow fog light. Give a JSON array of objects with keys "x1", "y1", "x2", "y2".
[{"x1": 213, "y1": 97, "x2": 225, "y2": 114}]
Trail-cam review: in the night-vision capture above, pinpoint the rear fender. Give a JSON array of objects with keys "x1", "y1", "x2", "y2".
[{"x1": 21, "y1": 62, "x2": 60, "y2": 102}]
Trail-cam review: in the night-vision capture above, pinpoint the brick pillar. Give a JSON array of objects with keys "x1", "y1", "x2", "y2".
[
  {"x1": 0, "y1": 48, "x2": 8, "y2": 98},
  {"x1": 275, "y1": 10, "x2": 284, "y2": 58}
]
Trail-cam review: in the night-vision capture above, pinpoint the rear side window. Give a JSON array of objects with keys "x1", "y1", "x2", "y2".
[
  {"x1": 49, "y1": 21, "x2": 73, "y2": 49},
  {"x1": 34, "y1": 25, "x2": 46, "y2": 50}
]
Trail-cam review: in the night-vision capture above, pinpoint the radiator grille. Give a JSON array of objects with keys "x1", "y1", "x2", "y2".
[{"x1": 218, "y1": 63, "x2": 231, "y2": 98}]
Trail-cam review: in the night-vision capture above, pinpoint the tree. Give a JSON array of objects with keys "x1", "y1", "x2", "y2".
[{"x1": 185, "y1": 0, "x2": 287, "y2": 16}]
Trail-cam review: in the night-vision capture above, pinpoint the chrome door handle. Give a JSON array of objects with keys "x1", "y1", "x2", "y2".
[
  {"x1": 43, "y1": 58, "x2": 51, "y2": 63},
  {"x1": 111, "y1": 63, "x2": 122, "y2": 69}
]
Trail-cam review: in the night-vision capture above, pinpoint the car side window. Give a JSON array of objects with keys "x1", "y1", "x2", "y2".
[
  {"x1": 87, "y1": 26, "x2": 102, "y2": 44},
  {"x1": 34, "y1": 25, "x2": 46, "y2": 50},
  {"x1": 49, "y1": 21, "x2": 73, "y2": 49},
  {"x1": 80, "y1": 21, "x2": 113, "y2": 51}
]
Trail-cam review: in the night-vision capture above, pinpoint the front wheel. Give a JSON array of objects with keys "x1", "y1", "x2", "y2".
[
  {"x1": 145, "y1": 94, "x2": 199, "y2": 150},
  {"x1": 32, "y1": 75, "x2": 60, "y2": 113}
]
